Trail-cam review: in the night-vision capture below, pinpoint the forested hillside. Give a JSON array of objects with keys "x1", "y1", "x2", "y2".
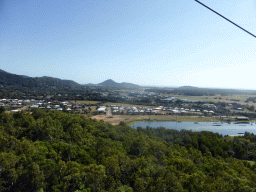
[
  {"x1": 98, "y1": 79, "x2": 140, "y2": 89},
  {"x1": 0, "y1": 69, "x2": 81, "y2": 91},
  {"x1": 1, "y1": 109, "x2": 256, "y2": 191}
]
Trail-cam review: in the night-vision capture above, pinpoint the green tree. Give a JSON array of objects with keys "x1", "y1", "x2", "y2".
[{"x1": 0, "y1": 106, "x2": 6, "y2": 114}]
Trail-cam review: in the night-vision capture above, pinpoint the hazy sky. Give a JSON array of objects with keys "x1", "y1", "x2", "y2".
[{"x1": 1, "y1": 0, "x2": 256, "y2": 89}]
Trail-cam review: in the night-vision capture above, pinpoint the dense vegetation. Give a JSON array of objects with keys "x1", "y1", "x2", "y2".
[
  {"x1": 1, "y1": 109, "x2": 256, "y2": 191},
  {"x1": 0, "y1": 69, "x2": 81, "y2": 89},
  {"x1": 246, "y1": 97, "x2": 256, "y2": 103}
]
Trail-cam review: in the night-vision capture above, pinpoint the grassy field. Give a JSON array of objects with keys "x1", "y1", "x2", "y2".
[
  {"x1": 175, "y1": 95, "x2": 253, "y2": 106},
  {"x1": 220, "y1": 95, "x2": 250, "y2": 101},
  {"x1": 70, "y1": 100, "x2": 101, "y2": 105},
  {"x1": 175, "y1": 96, "x2": 218, "y2": 103},
  {"x1": 176, "y1": 94, "x2": 251, "y2": 101}
]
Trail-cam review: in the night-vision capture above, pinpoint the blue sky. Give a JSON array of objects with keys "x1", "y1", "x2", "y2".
[{"x1": 1, "y1": 0, "x2": 256, "y2": 89}]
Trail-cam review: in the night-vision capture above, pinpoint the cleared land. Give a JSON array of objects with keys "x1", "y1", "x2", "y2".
[{"x1": 91, "y1": 114, "x2": 219, "y2": 125}]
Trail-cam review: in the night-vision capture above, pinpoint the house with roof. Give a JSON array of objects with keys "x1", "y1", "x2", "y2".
[
  {"x1": 97, "y1": 106, "x2": 106, "y2": 112},
  {"x1": 30, "y1": 105, "x2": 39, "y2": 109}
]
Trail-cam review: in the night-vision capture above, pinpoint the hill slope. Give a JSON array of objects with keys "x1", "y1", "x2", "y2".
[
  {"x1": 178, "y1": 86, "x2": 199, "y2": 90},
  {"x1": 0, "y1": 69, "x2": 140, "y2": 90},
  {"x1": 0, "y1": 69, "x2": 81, "y2": 90},
  {"x1": 98, "y1": 79, "x2": 140, "y2": 88},
  {"x1": 41, "y1": 76, "x2": 81, "y2": 87}
]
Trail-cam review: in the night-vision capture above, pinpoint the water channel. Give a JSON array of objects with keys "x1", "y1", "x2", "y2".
[{"x1": 130, "y1": 122, "x2": 256, "y2": 136}]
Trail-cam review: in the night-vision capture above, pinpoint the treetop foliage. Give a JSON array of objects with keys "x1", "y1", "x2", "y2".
[{"x1": 1, "y1": 109, "x2": 256, "y2": 191}]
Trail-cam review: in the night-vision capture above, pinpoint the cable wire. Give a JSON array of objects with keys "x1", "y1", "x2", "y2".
[{"x1": 195, "y1": 0, "x2": 256, "y2": 38}]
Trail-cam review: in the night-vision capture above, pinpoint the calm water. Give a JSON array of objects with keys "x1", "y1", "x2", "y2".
[{"x1": 130, "y1": 122, "x2": 256, "y2": 136}]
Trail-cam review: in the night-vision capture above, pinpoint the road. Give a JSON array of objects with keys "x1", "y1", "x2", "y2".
[{"x1": 107, "y1": 107, "x2": 112, "y2": 117}]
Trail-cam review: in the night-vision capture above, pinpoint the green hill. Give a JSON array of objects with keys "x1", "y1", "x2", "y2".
[
  {"x1": 98, "y1": 79, "x2": 140, "y2": 89},
  {"x1": 0, "y1": 69, "x2": 81, "y2": 90}
]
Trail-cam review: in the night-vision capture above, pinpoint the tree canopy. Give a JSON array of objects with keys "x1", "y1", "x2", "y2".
[{"x1": 1, "y1": 109, "x2": 256, "y2": 191}]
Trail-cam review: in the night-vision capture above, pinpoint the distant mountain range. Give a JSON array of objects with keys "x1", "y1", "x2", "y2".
[
  {"x1": 5, "y1": 69, "x2": 253, "y2": 92},
  {"x1": 0, "y1": 69, "x2": 141, "y2": 89},
  {"x1": 2, "y1": 69, "x2": 224, "y2": 90}
]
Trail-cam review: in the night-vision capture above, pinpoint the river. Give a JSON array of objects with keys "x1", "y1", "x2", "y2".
[{"x1": 130, "y1": 121, "x2": 256, "y2": 136}]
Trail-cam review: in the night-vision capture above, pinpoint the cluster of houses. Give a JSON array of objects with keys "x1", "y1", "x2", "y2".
[
  {"x1": 1, "y1": 97, "x2": 217, "y2": 115},
  {"x1": 97, "y1": 105, "x2": 215, "y2": 114},
  {"x1": 202, "y1": 104, "x2": 217, "y2": 108},
  {"x1": 0, "y1": 99, "x2": 41, "y2": 110},
  {"x1": 0, "y1": 99, "x2": 90, "y2": 113}
]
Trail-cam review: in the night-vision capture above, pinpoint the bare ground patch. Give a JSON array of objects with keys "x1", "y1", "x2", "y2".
[{"x1": 90, "y1": 114, "x2": 216, "y2": 125}]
